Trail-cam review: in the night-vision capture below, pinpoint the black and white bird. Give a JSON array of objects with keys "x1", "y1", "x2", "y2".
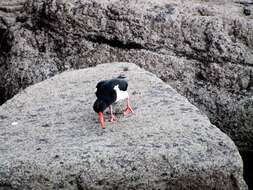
[{"x1": 93, "y1": 76, "x2": 134, "y2": 129}]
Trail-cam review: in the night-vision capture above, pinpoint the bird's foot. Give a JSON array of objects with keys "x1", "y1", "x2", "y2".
[
  {"x1": 124, "y1": 106, "x2": 134, "y2": 116},
  {"x1": 109, "y1": 115, "x2": 117, "y2": 122}
]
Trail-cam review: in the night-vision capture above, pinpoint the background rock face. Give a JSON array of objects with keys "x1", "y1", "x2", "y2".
[
  {"x1": 0, "y1": 0, "x2": 252, "y2": 153},
  {"x1": 0, "y1": 63, "x2": 247, "y2": 190}
]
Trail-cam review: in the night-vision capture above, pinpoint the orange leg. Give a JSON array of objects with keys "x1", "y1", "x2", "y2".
[
  {"x1": 124, "y1": 98, "x2": 134, "y2": 115},
  {"x1": 109, "y1": 105, "x2": 117, "y2": 122}
]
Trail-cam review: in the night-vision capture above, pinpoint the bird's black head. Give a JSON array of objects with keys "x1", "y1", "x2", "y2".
[{"x1": 93, "y1": 99, "x2": 107, "y2": 113}]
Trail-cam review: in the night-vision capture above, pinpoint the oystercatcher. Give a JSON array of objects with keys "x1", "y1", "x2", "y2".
[{"x1": 93, "y1": 76, "x2": 134, "y2": 129}]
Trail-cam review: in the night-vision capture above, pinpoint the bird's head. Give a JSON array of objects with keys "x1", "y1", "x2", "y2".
[{"x1": 93, "y1": 99, "x2": 107, "y2": 129}]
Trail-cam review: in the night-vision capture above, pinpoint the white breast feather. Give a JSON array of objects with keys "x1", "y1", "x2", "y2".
[{"x1": 114, "y1": 85, "x2": 129, "y2": 102}]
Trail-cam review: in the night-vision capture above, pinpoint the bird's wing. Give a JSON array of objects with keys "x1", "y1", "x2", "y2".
[
  {"x1": 95, "y1": 82, "x2": 117, "y2": 103},
  {"x1": 95, "y1": 80, "x2": 107, "y2": 97},
  {"x1": 96, "y1": 80, "x2": 107, "y2": 89}
]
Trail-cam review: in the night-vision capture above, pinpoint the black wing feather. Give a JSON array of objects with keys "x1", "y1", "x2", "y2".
[
  {"x1": 118, "y1": 80, "x2": 128, "y2": 91},
  {"x1": 96, "y1": 80, "x2": 107, "y2": 89},
  {"x1": 95, "y1": 78, "x2": 128, "y2": 104}
]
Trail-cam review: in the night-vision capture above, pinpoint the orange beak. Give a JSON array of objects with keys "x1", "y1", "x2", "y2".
[{"x1": 98, "y1": 112, "x2": 105, "y2": 129}]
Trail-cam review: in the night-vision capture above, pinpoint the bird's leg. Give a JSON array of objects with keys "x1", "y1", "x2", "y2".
[
  {"x1": 109, "y1": 105, "x2": 117, "y2": 122},
  {"x1": 124, "y1": 98, "x2": 134, "y2": 115}
]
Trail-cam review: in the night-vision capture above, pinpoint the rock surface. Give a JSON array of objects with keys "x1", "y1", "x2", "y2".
[
  {"x1": 0, "y1": 0, "x2": 252, "y2": 152},
  {"x1": 0, "y1": 63, "x2": 247, "y2": 189}
]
